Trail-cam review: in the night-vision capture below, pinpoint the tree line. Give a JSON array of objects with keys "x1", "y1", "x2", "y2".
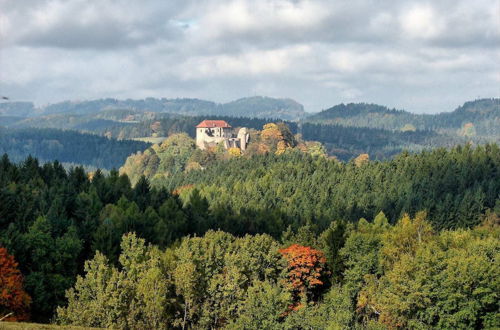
[
  {"x1": 306, "y1": 99, "x2": 500, "y2": 137},
  {"x1": 152, "y1": 144, "x2": 500, "y2": 230},
  {"x1": 0, "y1": 143, "x2": 499, "y2": 325},
  {"x1": 0, "y1": 127, "x2": 149, "y2": 169}
]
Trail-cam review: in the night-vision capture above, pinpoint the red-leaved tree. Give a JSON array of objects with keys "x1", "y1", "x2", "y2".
[
  {"x1": 0, "y1": 247, "x2": 31, "y2": 321},
  {"x1": 279, "y1": 244, "x2": 328, "y2": 308}
]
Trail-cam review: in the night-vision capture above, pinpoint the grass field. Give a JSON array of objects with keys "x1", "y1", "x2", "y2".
[
  {"x1": 0, "y1": 322, "x2": 99, "y2": 330},
  {"x1": 131, "y1": 136, "x2": 168, "y2": 144}
]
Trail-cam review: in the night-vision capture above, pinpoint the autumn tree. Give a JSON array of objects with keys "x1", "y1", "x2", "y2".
[
  {"x1": 279, "y1": 244, "x2": 329, "y2": 306},
  {"x1": 0, "y1": 247, "x2": 31, "y2": 321},
  {"x1": 354, "y1": 153, "x2": 369, "y2": 167}
]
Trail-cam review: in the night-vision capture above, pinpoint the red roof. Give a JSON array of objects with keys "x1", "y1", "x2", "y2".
[{"x1": 196, "y1": 120, "x2": 232, "y2": 128}]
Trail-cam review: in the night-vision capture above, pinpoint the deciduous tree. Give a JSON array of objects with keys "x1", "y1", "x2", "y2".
[{"x1": 0, "y1": 247, "x2": 31, "y2": 321}]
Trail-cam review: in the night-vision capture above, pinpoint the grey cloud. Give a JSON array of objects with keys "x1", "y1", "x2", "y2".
[
  {"x1": 0, "y1": 0, "x2": 498, "y2": 113},
  {"x1": 3, "y1": 0, "x2": 188, "y2": 49}
]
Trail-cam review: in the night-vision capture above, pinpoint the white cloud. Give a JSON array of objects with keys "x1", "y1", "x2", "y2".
[
  {"x1": 0, "y1": 0, "x2": 498, "y2": 113},
  {"x1": 400, "y1": 4, "x2": 444, "y2": 39},
  {"x1": 178, "y1": 45, "x2": 311, "y2": 78}
]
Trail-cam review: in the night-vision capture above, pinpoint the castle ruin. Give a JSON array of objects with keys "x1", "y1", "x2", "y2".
[{"x1": 196, "y1": 120, "x2": 249, "y2": 151}]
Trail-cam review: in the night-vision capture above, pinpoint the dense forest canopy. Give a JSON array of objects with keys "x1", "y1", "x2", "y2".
[
  {"x1": 2, "y1": 98, "x2": 498, "y2": 163},
  {"x1": 299, "y1": 123, "x2": 470, "y2": 160},
  {"x1": 0, "y1": 152, "x2": 498, "y2": 327},
  {"x1": 0, "y1": 127, "x2": 149, "y2": 169},
  {"x1": 0, "y1": 97, "x2": 499, "y2": 328},
  {"x1": 142, "y1": 143, "x2": 500, "y2": 230},
  {"x1": 307, "y1": 98, "x2": 500, "y2": 137},
  {"x1": 7, "y1": 111, "x2": 486, "y2": 162}
]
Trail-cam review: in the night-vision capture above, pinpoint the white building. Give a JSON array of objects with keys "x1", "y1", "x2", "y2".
[{"x1": 196, "y1": 120, "x2": 249, "y2": 151}]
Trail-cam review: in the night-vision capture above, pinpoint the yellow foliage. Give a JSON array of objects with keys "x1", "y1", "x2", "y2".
[
  {"x1": 261, "y1": 123, "x2": 284, "y2": 141},
  {"x1": 275, "y1": 141, "x2": 288, "y2": 155},
  {"x1": 257, "y1": 143, "x2": 271, "y2": 154},
  {"x1": 354, "y1": 153, "x2": 369, "y2": 167},
  {"x1": 401, "y1": 124, "x2": 416, "y2": 132},
  {"x1": 380, "y1": 212, "x2": 434, "y2": 270},
  {"x1": 228, "y1": 147, "x2": 242, "y2": 157}
]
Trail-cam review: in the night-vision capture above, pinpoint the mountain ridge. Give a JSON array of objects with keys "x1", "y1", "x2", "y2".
[
  {"x1": 0, "y1": 96, "x2": 305, "y2": 121},
  {"x1": 306, "y1": 98, "x2": 499, "y2": 137}
]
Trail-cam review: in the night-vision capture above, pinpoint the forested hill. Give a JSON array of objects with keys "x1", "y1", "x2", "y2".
[
  {"x1": 119, "y1": 124, "x2": 500, "y2": 231},
  {"x1": 306, "y1": 98, "x2": 500, "y2": 137},
  {"x1": 0, "y1": 127, "x2": 149, "y2": 169},
  {"x1": 153, "y1": 144, "x2": 500, "y2": 230},
  {"x1": 10, "y1": 112, "x2": 296, "y2": 139},
  {"x1": 1, "y1": 146, "x2": 498, "y2": 326},
  {"x1": 0, "y1": 96, "x2": 306, "y2": 120},
  {"x1": 0, "y1": 101, "x2": 35, "y2": 116}
]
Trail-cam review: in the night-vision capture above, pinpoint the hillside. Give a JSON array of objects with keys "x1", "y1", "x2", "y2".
[
  {"x1": 9, "y1": 110, "x2": 468, "y2": 161},
  {"x1": 0, "y1": 147, "x2": 498, "y2": 327},
  {"x1": 3, "y1": 98, "x2": 498, "y2": 163},
  {"x1": 0, "y1": 96, "x2": 306, "y2": 120},
  {"x1": 0, "y1": 102, "x2": 36, "y2": 117},
  {"x1": 221, "y1": 96, "x2": 304, "y2": 120},
  {"x1": 120, "y1": 122, "x2": 325, "y2": 184},
  {"x1": 152, "y1": 144, "x2": 500, "y2": 230},
  {"x1": 300, "y1": 123, "x2": 466, "y2": 160},
  {"x1": 0, "y1": 127, "x2": 149, "y2": 169},
  {"x1": 306, "y1": 99, "x2": 500, "y2": 138}
]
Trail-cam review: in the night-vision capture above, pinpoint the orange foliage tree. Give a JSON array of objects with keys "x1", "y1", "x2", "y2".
[
  {"x1": 0, "y1": 247, "x2": 31, "y2": 321},
  {"x1": 279, "y1": 244, "x2": 329, "y2": 307}
]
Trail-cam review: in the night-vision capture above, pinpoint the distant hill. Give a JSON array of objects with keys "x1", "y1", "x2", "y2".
[
  {"x1": 120, "y1": 122, "x2": 323, "y2": 185},
  {"x1": 0, "y1": 116, "x2": 25, "y2": 126},
  {"x1": 0, "y1": 127, "x2": 149, "y2": 169},
  {"x1": 0, "y1": 96, "x2": 306, "y2": 120},
  {"x1": 221, "y1": 96, "x2": 304, "y2": 120},
  {"x1": 300, "y1": 123, "x2": 469, "y2": 160},
  {"x1": 0, "y1": 101, "x2": 36, "y2": 117},
  {"x1": 306, "y1": 99, "x2": 500, "y2": 138}
]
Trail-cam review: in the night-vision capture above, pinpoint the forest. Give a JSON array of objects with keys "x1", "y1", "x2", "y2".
[
  {"x1": 306, "y1": 99, "x2": 500, "y2": 138},
  {"x1": 0, "y1": 96, "x2": 305, "y2": 120},
  {"x1": 3, "y1": 98, "x2": 498, "y2": 163},
  {"x1": 0, "y1": 127, "x2": 149, "y2": 170},
  {"x1": 0, "y1": 99, "x2": 499, "y2": 328},
  {"x1": 0, "y1": 140, "x2": 499, "y2": 328},
  {"x1": 299, "y1": 123, "x2": 468, "y2": 160},
  {"x1": 121, "y1": 125, "x2": 499, "y2": 230}
]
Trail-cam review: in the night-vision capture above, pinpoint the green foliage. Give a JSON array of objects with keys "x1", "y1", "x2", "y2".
[
  {"x1": 120, "y1": 133, "x2": 196, "y2": 185},
  {"x1": 307, "y1": 99, "x2": 500, "y2": 138},
  {"x1": 228, "y1": 280, "x2": 290, "y2": 329},
  {"x1": 357, "y1": 216, "x2": 500, "y2": 329},
  {"x1": 172, "y1": 231, "x2": 285, "y2": 328},
  {"x1": 1, "y1": 147, "x2": 499, "y2": 327},
  {"x1": 159, "y1": 144, "x2": 500, "y2": 230},
  {"x1": 56, "y1": 233, "x2": 173, "y2": 329},
  {"x1": 0, "y1": 127, "x2": 149, "y2": 169},
  {"x1": 17, "y1": 217, "x2": 82, "y2": 320}
]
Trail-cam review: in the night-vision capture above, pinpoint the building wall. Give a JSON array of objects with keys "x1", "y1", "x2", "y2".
[
  {"x1": 196, "y1": 127, "x2": 230, "y2": 149},
  {"x1": 196, "y1": 126, "x2": 249, "y2": 150}
]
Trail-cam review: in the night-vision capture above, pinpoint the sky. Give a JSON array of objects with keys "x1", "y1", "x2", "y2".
[{"x1": 0, "y1": 0, "x2": 499, "y2": 113}]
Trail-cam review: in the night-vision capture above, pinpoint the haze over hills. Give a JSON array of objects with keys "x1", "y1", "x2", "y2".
[
  {"x1": 307, "y1": 98, "x2": 500, "y2": 138},
  {"x1": 0, "y1": 96, "x2": 305, "y2": 121},
  {"x1": 1, "y1": 97, "x2": 498, "y2": 164},
  {"x1": 0, "y1": 127, "x2": 149, "y2": 170}
]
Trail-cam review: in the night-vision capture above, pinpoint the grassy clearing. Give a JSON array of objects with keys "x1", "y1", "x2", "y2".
[{"x1": 131, "y1": 136, "x2": 168, "y2": 144}]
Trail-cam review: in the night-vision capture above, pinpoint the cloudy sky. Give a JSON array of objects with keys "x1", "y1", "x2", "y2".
[{"x1": 0, "y1": 0, "x2": 499, "y2": 113}]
